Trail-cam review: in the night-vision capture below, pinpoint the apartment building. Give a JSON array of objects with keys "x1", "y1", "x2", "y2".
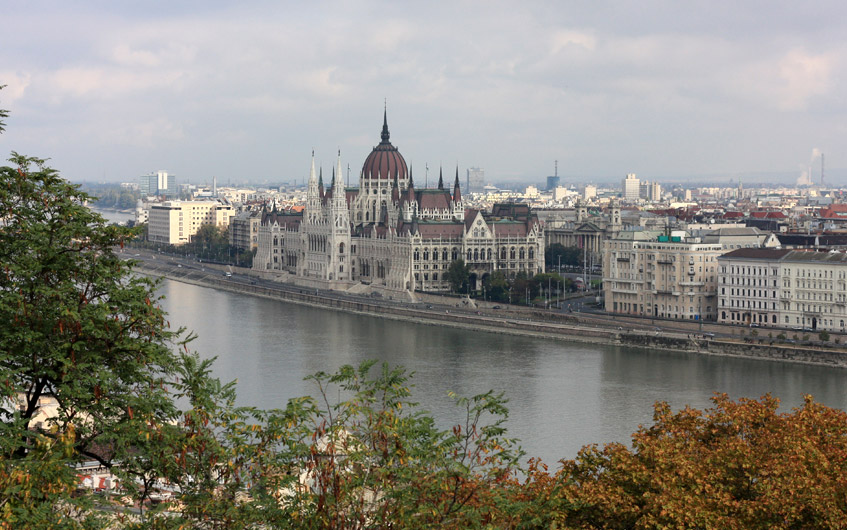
[
  {"x1": 718, "y1": 249, "x2": 847, "y2": 332},
  {"x1": 148, "y1": 200, "x2": 235, "y2": 245},
  {"x1": 229, "y1": 210, "x2": 262, "y2": 252},
  {"x1": 716, "y1": 249, "x2": 790, "y2": 327},
  {"x1": 603, "y1": 230, "x2": 724, "y2": 321}
]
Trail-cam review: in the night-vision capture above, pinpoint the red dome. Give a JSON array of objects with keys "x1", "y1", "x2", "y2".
[{"x1": 361, "y1": 111, "x2": 408, "y2": 181}]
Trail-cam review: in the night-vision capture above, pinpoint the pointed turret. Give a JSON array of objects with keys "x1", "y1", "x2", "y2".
[
  {"x1": 408, "y1": 166, "x2": 414, "y2": 190},
  {"x1": 306, "y1": 150, "x2": 321, "y2": 224},
  {"x1": 453, "y1": 166, "x2": 462, "y2": 203},
  {"x1": 318, "y1": 168, "x2": 325, "y2": 199},
  {"x1": 437, "y1": 167, "x2": 444, "y2": 190},
  {"x1": 308, "y1": 150, "x2": 317, "y2": 184},
  {"x1": 333, "y1": 149, "x2": 346, "y2": 208},
  {"x1": 380, "y1": 106, "x2": 390, "y2": 144}
]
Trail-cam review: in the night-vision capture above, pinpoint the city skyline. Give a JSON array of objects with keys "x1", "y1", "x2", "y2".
[{"x1": 2, "y1": 1, "x2": 846, "y2": 184}]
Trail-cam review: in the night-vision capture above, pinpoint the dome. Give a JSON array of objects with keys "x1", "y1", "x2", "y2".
[{"x1": 361, "y1": 110, "x2": 408, "y2": 181}]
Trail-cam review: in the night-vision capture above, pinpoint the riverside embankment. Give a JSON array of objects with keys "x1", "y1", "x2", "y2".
[{"x1": 130, "y1": 254, "x2": 847, "y2": 368}]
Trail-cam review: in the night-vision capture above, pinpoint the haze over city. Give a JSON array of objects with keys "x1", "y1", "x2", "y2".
[{"x1": 2, "y1": 0, "x2": 846, "y2": 185}]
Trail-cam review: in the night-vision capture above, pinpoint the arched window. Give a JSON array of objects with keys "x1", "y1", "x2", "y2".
[
  {"x1": 467, "y1": 250, "x2": 472, "y2": 260},
  {"x1": 487, "y1": 249, "x2": 492, "y2": 260},
  {"x1": 473, "y1": 249, "x2": 479, "y2": 260},
  {"x1": 500, "y1": 248, "x2": 507, "y2": 260},
  {"x1": 339, "y1": 242, "x2": 345, "y2": 254},
  {"x1": 510, "y1": 247, "x2": 516, "y2": 260},
  {"x1": 414, "y1": 250, "x2": 420, "y2": 261},
  {"x1": 528, "y1": 248, "x2": 534, "y2": 259},
  {"x1": 442, "y1": 249, "x2": 448, "y2": 261},
  {"x1": 423, "y1": 250, "x2": 429, "y2": 260},
  {"x1": 452, "y1": 249, "x2": 458, "y2": 260},
  {"x1": 519, "y1": 248, "x2": 525, "y2": 260}
]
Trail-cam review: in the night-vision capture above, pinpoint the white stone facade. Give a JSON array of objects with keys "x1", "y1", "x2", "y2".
[{"x1": 253, "y1": 115, "x2": 545, "y2": 293}]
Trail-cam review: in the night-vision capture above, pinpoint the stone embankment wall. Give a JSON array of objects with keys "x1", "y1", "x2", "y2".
[
  {"x1": 620, "y1": 333, "x2": 847, "y2": 368},
  {"x1": 134, "y1": 260, "x2": 847, "y2": 368}
]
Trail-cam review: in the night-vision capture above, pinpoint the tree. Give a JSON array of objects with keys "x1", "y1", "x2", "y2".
[
  {"x1": 0, "y1": 85, "x2": 7, "y2": 134},
  {"x1": 283, "y1": 361, "x2": 523, "y2": 529},
  {"x1": 549, "y1": 394, "x2": 847, "y2": 529},
  {"x1": 545, "y1": 243, "x2": 582, "y2": 270},
  {"x1": 484, "y1": 270, "x2": 511, "y2": 302},
  {"x1": 446, "y1": 259, "x2": 470, "y2": 294},
  {"x1": 0, "y1": 153, "x2": 187, "y2": 527}
]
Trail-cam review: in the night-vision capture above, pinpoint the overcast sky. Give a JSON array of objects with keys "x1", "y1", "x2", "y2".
[{"x1": 2, "y1": 1, "x2": 846, "y2": 186}]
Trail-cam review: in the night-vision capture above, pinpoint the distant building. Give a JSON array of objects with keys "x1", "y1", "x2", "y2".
[
  {"x1": 639, "y1": 180, "x2": 662, "y2": 201},
  {"x1": 623, "y1": 173, "x2": 640, "y2": 201},
  {"x1": 466, "y1": 167, "x2": 485, "y2": 193},
  {"x1": 545, "y1": 200, "x2": 622, "y2": 263},
  {"x1": 148, "y1": 200, "x2": 235, "y2": 245},
  {"x1": 139, "y1": 170, "x2": 176, "y2": 198},
  {"x1": 229, "y1": 210, "x2": 262, "y2": 252},
  {"x1": 546, "y1": 175, "x2": 560, "y2": 191},
  {"x1": 583, "y1": 185, "x2": 597, "y2": 200}
]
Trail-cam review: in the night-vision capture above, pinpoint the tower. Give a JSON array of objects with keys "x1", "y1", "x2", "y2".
[
  {"x1": 354, "y1": 107, "x2": 409, "y2": 227},
  {"x1": 328, "y1": 150, "x2": 351, "y2": 281}
]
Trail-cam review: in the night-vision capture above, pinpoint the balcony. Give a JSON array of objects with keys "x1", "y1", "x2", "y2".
[
  {"x1": 657, "y1": 259, "x2": 673, "y2": 265},
  {"x1": 679, "y1": 280, "x2": 705, "y2": 286},
  {"x1": 616, "y1": 256, "x2": 630, "y2": 262}
]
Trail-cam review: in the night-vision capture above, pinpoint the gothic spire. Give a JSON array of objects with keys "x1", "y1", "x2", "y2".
[
  {"x1": 437, "y1": 167, "x2": 444, "y2": 190},
  {"x1": 453, "y1": 166, "x2": 462, "y2": 203},
  {"x1": 318, "y1": 167, "x2": 324, "y2": 199},
  {"x1": 380, "y1": 105, "x2": 390, "y2": 144}
]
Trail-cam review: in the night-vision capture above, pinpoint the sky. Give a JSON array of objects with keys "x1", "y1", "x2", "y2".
[{"x1": 1, "y1": 0, "x2": 846, "y2": 187}]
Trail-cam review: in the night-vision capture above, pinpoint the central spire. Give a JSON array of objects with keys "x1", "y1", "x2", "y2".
[{"x1": 380, "y1": 105, "x2": 390, "y2": 144}]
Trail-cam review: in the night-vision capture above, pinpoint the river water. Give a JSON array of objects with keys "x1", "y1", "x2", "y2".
[{"x1": 154, "y1": 278, "x2": 847, "y2": 465}]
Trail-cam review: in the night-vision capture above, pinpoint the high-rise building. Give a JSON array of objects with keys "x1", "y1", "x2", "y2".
[
  {"x1": 139, "y1": 170, "x2": 177, "y2": 198},
  {"x1": 546, "y1": 175, "x2": 560, "y2": 191},
  {"x1": 623, "y1": 173, "x2": 640, "y2": 201},
  {"x1": 466, "y1": 167, "x2": 485, "y2": 193}
]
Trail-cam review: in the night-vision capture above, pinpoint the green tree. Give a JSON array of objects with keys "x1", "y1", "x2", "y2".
[
  {"x1": 0, "y1": 153, "x2": 189, "y2": 527},
  {"x1": 0, "y1": 86, "x2": 7, "y2": 134},
  {"x1": 446, "y1": 259, "x2": 470, "y2": 294},
  {"x1": 484, "y1": 270, "x2": 511, "y2": 302},
  {"x1": 545, "y1": 243, "x2": 583, "y2": 270}
]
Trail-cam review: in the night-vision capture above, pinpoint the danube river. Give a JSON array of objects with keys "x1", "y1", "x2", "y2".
[{"x1": 155, "y1": 278, "x2": 847, "y2": 464}]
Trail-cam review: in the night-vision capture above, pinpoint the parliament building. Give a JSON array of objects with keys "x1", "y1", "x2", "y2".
[{"x1": 253, "y1": 112, "x2": 545, "y2": 294}]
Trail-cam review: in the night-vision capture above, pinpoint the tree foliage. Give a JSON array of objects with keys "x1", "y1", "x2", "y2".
[
  {"x1": 546, "y1": 394, "x2": 847, "y2": 529},
  {"x1": 546, "y1": 243, "x2": 583, "y2": 269},
  {"x1": 446, "y1": 259, "x2": 470, "y2": 294},
  {"x1": 0, "y1": 153, "x2": 185, "y2": 527}
]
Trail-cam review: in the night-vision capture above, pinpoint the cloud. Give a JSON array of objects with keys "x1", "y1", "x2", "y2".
[{"x1": 0, "y1": 72, "x2": 32, "y2": 103}]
